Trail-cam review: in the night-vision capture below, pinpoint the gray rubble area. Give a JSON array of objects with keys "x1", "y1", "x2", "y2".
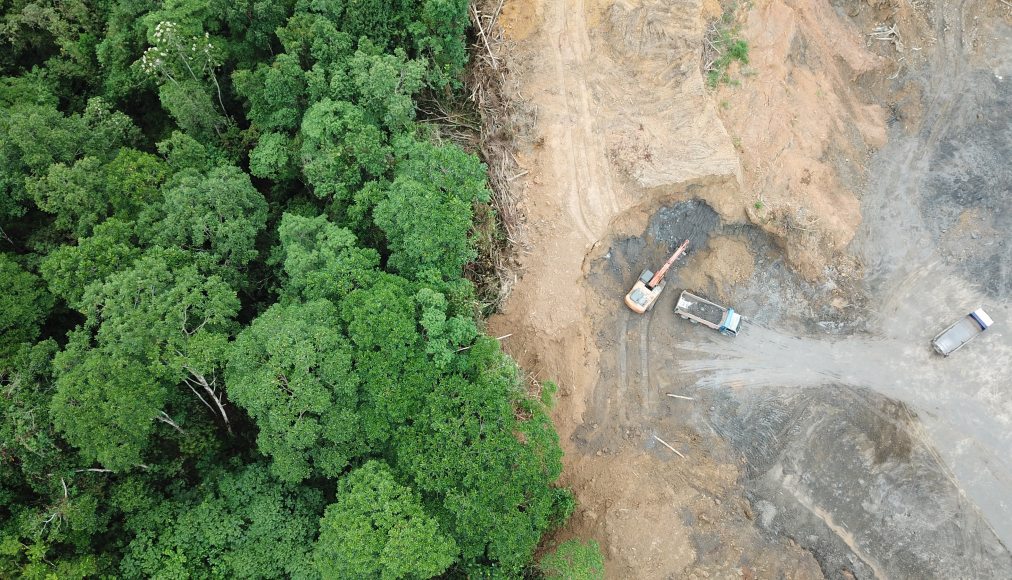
[{"x1": 582, "y1": 12, "x2": 1012, "y2": 573}]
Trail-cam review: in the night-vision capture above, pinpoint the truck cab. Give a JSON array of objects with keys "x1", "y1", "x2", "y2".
[{"x1": 719, "y1": 309, "x2": 742, "y2": 336}]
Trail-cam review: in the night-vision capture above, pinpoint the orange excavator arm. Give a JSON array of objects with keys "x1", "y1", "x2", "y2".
[{"x1": 647, "y1": 239, "x2": 690, "y2": 288}]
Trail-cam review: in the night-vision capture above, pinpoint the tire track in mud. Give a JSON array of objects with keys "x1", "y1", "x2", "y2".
[
  {"x1": 547, "y1": 0, "x2": 620, "y2": 242},
  {"x1": 676, "y1": 298, "x2": 1012, "y2": 565},
  {"x1": 583, "y1": 306, "x2": 642, "y2": 441},
  {"x1": 639, "y1": 313, "x2": 654, "y2": 412},
  {"x1": 614, "y1": 311, "x2": 631, "y2": 427},
  {"x1": 858, "y1": 0, "x2": 970, "y2": 283},
  {"x1": 779, "y1": 475, "x2": 889, "y2": 580},
  {"x1": 585, "y1": 296, "x2": 667, "y2": 438},
  {"x1": 850, "y1": 0, "x2": 1012, "y2": 551},
  {"x1": 895, "y1": 411, "x2": 1004, "y2": 576},
  {"x1": 613, "y1": 312, "x2": 655, "y2": 429},
  {"x1": 569, "y1": 0, "x2": 621, "y2": 218},
  {"x1": 541, "y1": 0, "x2": 652, "y2": 443}
]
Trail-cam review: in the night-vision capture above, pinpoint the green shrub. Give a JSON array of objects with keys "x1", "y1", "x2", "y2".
[
  {"x1": 540, "y1": 539, "x2": 606, "y2": 580},
  {"x1": 705, "y1": 27, "x2": 749, "y2": 88}
]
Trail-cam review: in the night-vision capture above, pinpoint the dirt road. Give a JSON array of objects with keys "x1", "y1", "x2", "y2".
[{"x1": 491, "y1": 0, "x2": 1011, "y2": 576}]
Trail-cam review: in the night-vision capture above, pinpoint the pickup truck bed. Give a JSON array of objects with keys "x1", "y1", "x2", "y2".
[{"x1": 932, "y1": 309, "x2": 993, "y2": 356}]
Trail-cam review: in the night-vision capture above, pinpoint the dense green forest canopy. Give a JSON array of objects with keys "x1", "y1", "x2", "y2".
[{"x1": 0, "y1": 1, "x2": 576, "y2": 577}]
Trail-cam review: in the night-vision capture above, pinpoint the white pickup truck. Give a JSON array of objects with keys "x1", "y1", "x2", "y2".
[
  {"x1": 674, "y1": 291, "x2": 742, "y2": 336},
  {"x1": 931, "y1": 308, "x2": 993, "y2": 356}
]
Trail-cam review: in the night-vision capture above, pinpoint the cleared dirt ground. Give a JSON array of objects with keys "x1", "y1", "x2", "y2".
[{"x1": 488, "y1": 0, "x2": 1011, "y2": 577}]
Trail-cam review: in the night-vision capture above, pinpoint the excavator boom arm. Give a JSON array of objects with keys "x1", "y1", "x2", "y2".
[{"x1": 648, "y1": 239, "x2": 690, "y2": 288}]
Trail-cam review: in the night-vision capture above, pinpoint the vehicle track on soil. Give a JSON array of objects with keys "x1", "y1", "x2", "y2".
[
  {"x1": 858, "y1": 0, "x2": 969, "y2": 282},
  {"x1": 615, "y1": 311, "x2": 631, "y2": 427},
  {"x1": 639, "y1": 314, "x2": 654, "y2": 412},
  {"x1": 548, "y1": 0, "x2": 621, "y2": 242}
]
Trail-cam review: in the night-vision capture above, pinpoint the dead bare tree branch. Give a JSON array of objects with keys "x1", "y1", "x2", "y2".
[
  {"x1": 179, "y1": 360, "x2": 232, "y2": 435},
  {"x1": 156, "y1": 411, "x2": 185, "y2": 434}
]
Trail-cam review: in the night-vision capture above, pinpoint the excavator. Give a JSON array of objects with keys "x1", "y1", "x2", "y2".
[{"x1": 624, "y1": 239, "x2": 690, "y2": 313}]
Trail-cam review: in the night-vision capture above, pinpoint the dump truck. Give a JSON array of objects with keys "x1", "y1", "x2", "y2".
[
  {"x1": 931, "y1": 308, "x2": 993, "y2": 356},
  {"x1": 624, "y1": 240, "x2": 690, "y2": 314},
  {"x1": 674, "y1": 290, "x2": 742, "y2": 336}
]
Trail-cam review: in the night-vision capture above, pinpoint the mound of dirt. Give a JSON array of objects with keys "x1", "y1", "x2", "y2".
[
  {"x1": 680, "y1": 236, "x2": 755, "y2": 301},
  {"x1": 712, "y1": 0, "x2": 895, "y2": 280}
]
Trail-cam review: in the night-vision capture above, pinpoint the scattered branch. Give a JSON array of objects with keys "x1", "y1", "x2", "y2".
[
  {"x1": 456, "y1": 333, "x2": 513, "y2": 352},
  {"x1": 471, "y1": 4, "x2": 499, "y2": 70},
  {"x1": 41, "y1": 510, "x2": 62, "y2": 529},
  {"x1": 666, "y1": 394, "x2": 696, "y2": 401},
  {"x1": 870, "y1": 23, "x2": 904, "y2": 52},
  {"x1": 653, "y1": 435, "x2": 686, "y2": 458}
]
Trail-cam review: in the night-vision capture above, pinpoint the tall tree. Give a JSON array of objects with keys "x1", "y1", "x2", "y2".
[
  {"x1": 0, "y1": 0, "x2": 107, "y2": 101},
  {"x1": 144, "y1": 165, "x2": 268, "y2": 281},
  {"x1": 138, "y1": 20, "x2": 230, "y2": 141},
  {"x1": 30, "y1": 149, "x2": 167, "y2": 239},
  {"x1": 50, "y1": 339, "x2": 165, "y2": 471},
  {"x1": 74, "y1": 251, "x2": 239, "y2": 369},
  {"x1": 0, "y1": 97, "x2": 138, "y2": 229},
  {"x1": 412, "y1": 0, "x2": 470, "y2": 86},
  {"x1": 277, "y1": 213, "x2": 380, "y2": 303},
  {"x1": 40, "y1": 219, "x2": 141, "y2": 309},
  {"x1": 374, "y1": 138, "x2": 490, "y2": 280},
  {"x1": 305, "y1": 0, "x2": 416, "y2": 50},
  {"x1": 120, "y1": 463, "x2": 323, "y2": 578},
  {"x1": 347, "y1": 44, "x2": 426, "y2": 132},
  {"x1": 0, "y1": 254, "x2": 53, "y2": 364},
  {"x1": 94, "y1": 0, "x2": 152, "y2": 101},
  {"x1": 50, "y1": 252, "x2": 240, "y2": 469},
  {"x1": 227, "y1": 300, "x2": 364, "y2": 483},
  {"x1": 1, "y1": 338, "x2": 116, "y2": 579},
  {"x1": 339, "y1": 275, "x2": 443, "y2": 444},
  {"x1": 314, "y1": 461, "x2": 458, "y2": 579},
  {"x1": 300, "y1": 99, "x2": 388, "y2": 204},
  {"x1": 394, "y1": 337, "x2": 565, "y2": 574},
  {"x1": 232, "y1": 53, "x2": 307, "y2": 133}
]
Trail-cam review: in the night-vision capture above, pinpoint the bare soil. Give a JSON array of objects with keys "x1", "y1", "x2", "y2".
[{"x1": 488, "y1": 0, "x2": 1012, "y2": 577}]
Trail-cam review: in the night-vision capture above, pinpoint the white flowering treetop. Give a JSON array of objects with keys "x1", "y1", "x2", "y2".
[
  {"x1": 139, "y1": 21, "x2": 219, "y2": 84},
  {"x1": 138, "y1": 21, "x2": 229, "y2": 123}
]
